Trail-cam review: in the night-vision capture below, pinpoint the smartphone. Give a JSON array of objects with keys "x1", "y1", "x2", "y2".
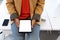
[{"x1": 2, "y1": 19, "x2": 9, "y2": 26}]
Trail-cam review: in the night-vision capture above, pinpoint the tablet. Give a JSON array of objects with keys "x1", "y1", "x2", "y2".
[{"x1": 19, "y1": 20, "x2": 32, "y2": 32}]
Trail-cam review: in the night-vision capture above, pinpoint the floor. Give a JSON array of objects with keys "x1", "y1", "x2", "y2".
[{"x1": 40, "y1": 31, "x2": 60, "y2": 40}]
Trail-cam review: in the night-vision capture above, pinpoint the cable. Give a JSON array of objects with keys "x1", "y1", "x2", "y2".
[{"x1": 45, "y1": 9, "x2": 53, "y2": 33}]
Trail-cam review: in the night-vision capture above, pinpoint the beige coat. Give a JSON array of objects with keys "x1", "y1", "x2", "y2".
[{"x1": 6, "y1": 0, "x2": 45, "y2": 25}]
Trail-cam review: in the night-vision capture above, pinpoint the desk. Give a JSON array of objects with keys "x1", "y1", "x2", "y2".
[
  {"x1": 46, "y1": 5, "x2": 60, "y2": 30},
  {"x1": 0, "y1": 19, "x2": 12, "y2": 40},
  {"x1": 0, "y1": 0, "x2": 12, "y2": 39}
]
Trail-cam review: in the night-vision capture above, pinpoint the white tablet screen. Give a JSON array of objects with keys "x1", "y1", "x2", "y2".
[{"x1": 19, "y1": 20, "x2": 31, "y2": 32}]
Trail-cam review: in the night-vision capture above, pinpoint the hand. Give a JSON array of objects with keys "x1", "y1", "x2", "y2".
[
  {"x1": 32, "y1": 20, "x2": 35, "y2": 28},
  {"x1": 15, "y1": 18, "x2": 20, "y2": 27}
]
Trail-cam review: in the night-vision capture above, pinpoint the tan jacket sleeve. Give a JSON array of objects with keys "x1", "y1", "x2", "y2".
[
  {"x1": 6, "y1": 0, "x2": 18, "y2": 21},
  {"x1": 32, "y1": 0, "x2": 45, "y2": 22},
  {"x1": 35, "y1": 0, "x2": 45, "y2": 15},
  {"x1": 6, "y1": 0, "x2": 17, "y2": 15}
]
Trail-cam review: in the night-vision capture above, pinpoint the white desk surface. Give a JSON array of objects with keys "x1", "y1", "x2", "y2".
[
  {"x1": 45, "y1": 0, "x2": 60, "y2": 30},
  {"x1": 0, "y1": 0, "x2": 60, "y2": 31},
  {"x1": 46, "y1": 6, "x2": 60, "y2": 30}
]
